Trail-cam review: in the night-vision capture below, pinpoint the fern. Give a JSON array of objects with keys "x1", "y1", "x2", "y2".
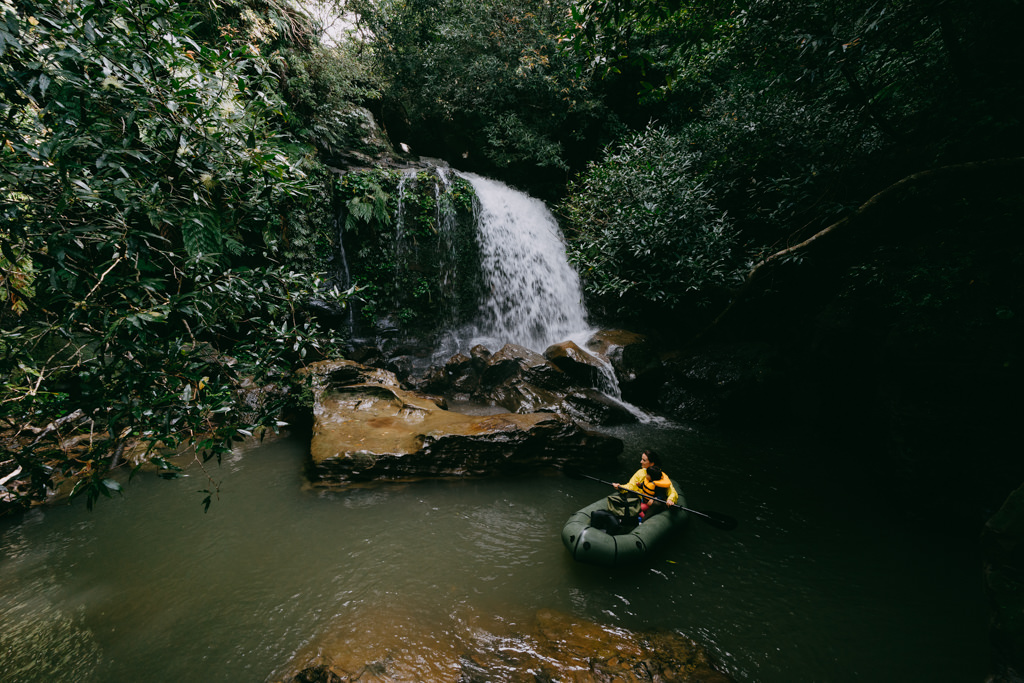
[
  {"x1": 344, "y1": 186, "x2": 392, "y2": 232},
  {"x1": 182, "y1": 211, "x2": 225, "y2": 257},
  {"x1": 347, "y1": 197, "x2": 374, "y2": 223}
]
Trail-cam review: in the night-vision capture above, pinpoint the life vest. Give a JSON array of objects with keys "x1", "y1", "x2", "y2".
[{"x1": 639, "y1": 473, "x2": 671, "y2": 500}]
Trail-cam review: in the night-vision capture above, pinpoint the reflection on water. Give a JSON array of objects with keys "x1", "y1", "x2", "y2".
[
  {"x1": 0, "y1": 515, "x2": 103, "y2": 682},
  {"x1": 0, "y1": 425, "x2": 990, "y2": 683}
]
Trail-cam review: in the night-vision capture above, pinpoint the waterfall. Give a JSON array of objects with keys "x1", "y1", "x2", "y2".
[
  {"x1": 454, "y1": 172, "x2": 592, "y2": 354},
  {"x1": 393, "y1": 168, "x2": 418, "y2": 295},
  {"x1": 363, "y1": 165, "x2": 659, "y2": 422},
  {"x1": 434, "y1": 167, "x2": 461, "y2": 332},
  {"x1": 451, "y1": 173, "x2": 661, "y2": 423},
  {"x1": 333, "y1": 206, "x2": 355, "y2": 333}
]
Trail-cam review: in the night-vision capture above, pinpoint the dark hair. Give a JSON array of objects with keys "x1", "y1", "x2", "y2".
[
  {"x1": 642, "y1": 449, "x2": 662, "y2": 466},
  {"x1": 647, "y1": 465, "x2": 663, "y2": 481}
]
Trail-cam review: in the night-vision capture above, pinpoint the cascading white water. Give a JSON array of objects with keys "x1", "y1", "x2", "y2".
[
  {"x1": 455, "y1": 172, "x2": 592, "y2": 354},
  {"x1": 433, "y1": 167, "x2": 461, "y2": 330},
  {"x1": 337, "y1": 221, "x2": 354, "y2": 330},
  {"x1": 451, "y1": 172, "x2": 660, "y2": 423},
  {"x1": 393, "y1": 168, "x2": 419, "y2": 292}
]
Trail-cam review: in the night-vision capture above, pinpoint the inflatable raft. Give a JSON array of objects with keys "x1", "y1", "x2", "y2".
[{"x1": 561, "y1": 486, "x2": 689, "y2": 567}]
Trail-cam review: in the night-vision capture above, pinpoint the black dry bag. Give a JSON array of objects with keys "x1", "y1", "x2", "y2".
[{"x1": 589, "y1": 509, "x2": 626, "y2": 534}]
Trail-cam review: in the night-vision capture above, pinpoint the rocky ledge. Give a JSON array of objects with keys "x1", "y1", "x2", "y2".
[
  {"x1": 300, "y1": 360, "x2": 623, "y2": 485},
  {"x1": 414, "y1": 334, "x2": 663, "y2": 426}
]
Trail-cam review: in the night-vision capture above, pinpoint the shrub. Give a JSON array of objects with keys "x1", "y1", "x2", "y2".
[{"x1": 560, "y1": 124, "x2": 739, "y2": 321}]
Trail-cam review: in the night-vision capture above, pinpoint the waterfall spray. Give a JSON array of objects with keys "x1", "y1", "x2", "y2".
[{"x1": 455, "y1": 172, "x2": 592, "y2": 354}]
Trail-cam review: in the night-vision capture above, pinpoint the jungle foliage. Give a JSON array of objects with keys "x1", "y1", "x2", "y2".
[
  {"x1": 560, "y1": 124, "x2": 738, "y2": 316},
  {"x1": 0, "y1": 0, "x2": 359, "y2": 511},
  {"x1": 335, "y1": 168, "x2": 479, "y2": 335},
  {"x1": 348, "y1": 0, "x2": 625, "y2": 194},
  {"x1": 556, "y1": 0, "x2": 1024, "y2": 325},
  {"x1": 343, "y1": 0, "x2": 1022, "y2": 325},
  {"x1": 2, "y1": 0, "x2": 1022, "y2": 511}
]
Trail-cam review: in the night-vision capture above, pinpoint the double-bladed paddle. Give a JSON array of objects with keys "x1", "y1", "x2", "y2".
[{"x1": 563, "y1": 467, "x2": 738, "y2": 531}]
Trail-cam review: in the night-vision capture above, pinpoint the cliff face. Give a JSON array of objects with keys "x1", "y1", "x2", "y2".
[{"x1": 300, "y1": 359, "x2": 622, "y2": 485}]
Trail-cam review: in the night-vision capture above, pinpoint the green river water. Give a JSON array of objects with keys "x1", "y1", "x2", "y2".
[{"x1": 0, "y1": 419, "x2": 990, "y2": 682}]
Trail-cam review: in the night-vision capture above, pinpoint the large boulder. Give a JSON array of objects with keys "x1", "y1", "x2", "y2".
[
  {"x1": 544, "y1": 340, "x2": 607, "y2": 388},
  {"x1": 302, "y1": 360, "x2": 622, "y2": 484},
  {"x1": 479, "y1": 343, "x2": 573, "y2": 396},
  {"x1": 431, "y1": 343, "x2": 638, "y2": 425},
  {"x1": 561, "y1": 389, "x2": 639, "y2": 426},
  {"x1": 584, "y1": 329, "x2": 664, "y2": 402}
]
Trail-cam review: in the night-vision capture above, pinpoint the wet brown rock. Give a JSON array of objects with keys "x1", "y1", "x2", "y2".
[
  {"x1": 544, "y1": 340, "x2": 607, "y2": 387},
  {"x1": 418, "y1": 340, "x2": 646, "y2": 425},
  {"x1": 585, "y1": 329, "x2": 664, "y2": 402},
  {"x1": 486, "y1": 379, "x2": 564, "y2": 414},
  {"x1": 528, "y1": 609, "x2": 733, "y2": 683},
  {"x1": 472, "y1": 344, "x2": 638, "y2": 423},
  {"x1": 469, "y1": 344, "x2": 492, "y2": 369},
  {"x1": 585, "y1": 329, "x2": 648, "y2": 354},
  {"x1": 303, "y1": 360, "x2": 622, "y2": 484},
  {"x1": 290, "y1": 663, "x2": 343, "y2": 683},
  {"x1": 480, "y1": 344, "x2": 572, "y2": 394},
  {"x1": 563, "y1": 389, "x2": 637, "y2": 426},
  {"x1": 442, "y1": 353, "x2": 479, "y2": 399}
]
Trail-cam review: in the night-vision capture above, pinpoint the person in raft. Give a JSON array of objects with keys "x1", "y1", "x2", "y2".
[{"x1": 613, "y1": 450, "x2": 679, "y2": 519}]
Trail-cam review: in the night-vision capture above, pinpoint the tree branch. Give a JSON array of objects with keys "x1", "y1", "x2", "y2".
[{"x1": 696, "y1": 157, "x2": 1024, "y2": 341}]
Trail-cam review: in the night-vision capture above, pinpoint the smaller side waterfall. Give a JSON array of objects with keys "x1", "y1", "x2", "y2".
[
  {"x1": 336, "y1": 211, "x2": 354, "y2": 331},
  {"x1": 393, "y1": 168, "x2": 419, "y2": 294},
  {"x1": 434, "y1": 167, "x2": 462, "y2": 333}
]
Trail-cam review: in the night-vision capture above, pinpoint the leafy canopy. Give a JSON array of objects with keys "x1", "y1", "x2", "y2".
[
  {"x1": 352, "y1": 0, "x2": 621, "y2": 189},
  {"x1": 557, "y1": 0, "x2": 1024, "y2": 322},
  {"x1": 560, "y1": 123, "x2": 738, "y2": 320},
  {"x1": 0, "y1": 0, "x2": 345, "y2": 510}
]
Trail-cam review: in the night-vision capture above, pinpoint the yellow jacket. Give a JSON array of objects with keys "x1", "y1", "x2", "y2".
[{"x1": 624, "y1": 468, "x2": 679, "y2": 504}]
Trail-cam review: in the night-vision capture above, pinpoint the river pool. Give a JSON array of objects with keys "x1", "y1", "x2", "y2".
[{"x1": 0, "y1": 419, "x2": 990, "y2": 682}]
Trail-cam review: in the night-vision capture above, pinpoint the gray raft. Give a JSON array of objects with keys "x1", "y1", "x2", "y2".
[{"x1": 561, "y1": 484, "x2": 689, "y2": 566}]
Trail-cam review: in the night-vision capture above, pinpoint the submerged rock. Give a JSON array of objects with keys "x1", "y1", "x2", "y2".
[
  {"x1": 281, "y1": 607, "x2": 734, "y2": 683},
  {"x1": 301, "y1": 360, "x2": 622, "y2": 484}
]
